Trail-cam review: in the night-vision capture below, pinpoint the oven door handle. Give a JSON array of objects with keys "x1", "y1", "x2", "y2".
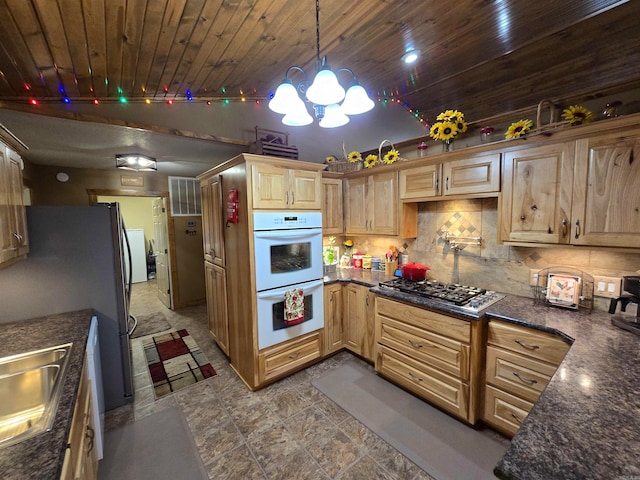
[
  {"x1": 254, "y1": 229, "x2": 322, "y2": 242},
  {"x1": 257, "y1": 279, "x2": 323, "y2": 300}
]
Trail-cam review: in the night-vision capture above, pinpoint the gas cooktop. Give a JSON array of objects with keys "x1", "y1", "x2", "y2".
[{"x1": 379, "y1": 278, "x2": 505, "y2": 313}]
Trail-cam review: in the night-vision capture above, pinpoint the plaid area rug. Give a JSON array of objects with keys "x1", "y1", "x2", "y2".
[{"x1": 143, "y1": 329, "x2": 216, "y2": 399}]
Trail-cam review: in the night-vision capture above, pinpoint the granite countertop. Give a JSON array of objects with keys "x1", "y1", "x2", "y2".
[
  {"x1": 329, "y1": 273, "x2": 640, "y2": 479},
  {"x1": 485, "y1": 296, "x2": 640, "y2": 480},
  {"x1": 0, "y1": 310, "x2": 93, "y2": 480},
  {"x1": 323, "y1": 267, "x2": 397, "y2": 287}
]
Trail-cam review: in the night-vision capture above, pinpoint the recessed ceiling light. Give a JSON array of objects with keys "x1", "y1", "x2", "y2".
[{"x1": 402, "y1": 49, "x2": 420, "y2": 64}]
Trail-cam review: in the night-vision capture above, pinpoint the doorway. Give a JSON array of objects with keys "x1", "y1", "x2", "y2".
[{"x1": 88, "y1": 189, "x2": 173, "y2": 309}]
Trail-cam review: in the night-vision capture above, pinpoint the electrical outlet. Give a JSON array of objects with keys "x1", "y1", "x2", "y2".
[
  {"x1": 593, "y1": 276, "x2": 622, "y2": 298},
  {"x1": 530, "y1": 269, "x2": 540, "y2": 286}
]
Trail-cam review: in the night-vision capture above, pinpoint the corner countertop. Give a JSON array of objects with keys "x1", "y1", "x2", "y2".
[
  {"x1": 324, "y1": 272, "x2": 640, "y2": 478},
  {"x1": 0, "y1": 310, "x2": 93, "y2": 480},
  {"x1": 485, "y1": 296, "x2": 640, "y2": 480}
]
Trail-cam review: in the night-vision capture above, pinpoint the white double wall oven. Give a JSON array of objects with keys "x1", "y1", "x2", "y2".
[{"x1": 253, "y1": 211, "x2": 324, "y2": 349}]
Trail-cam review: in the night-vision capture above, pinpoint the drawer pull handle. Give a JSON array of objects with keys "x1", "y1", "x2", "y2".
[
  {"x1": 408, "y1": 371, "x2": 423, "y2": 382},
  {"x1": 514, "y1": 339, "x2": 540, "y2": 350},
  {"x1": 288, "y1": 351, "x2": 301, "y2": 359},
  {"x1": 510, "y1": 412, "x2": 523, "y2": 425},
  {"x1": 513, "y1": 372, "x2": 538, "y2": 385},
  {"x1": 408, "y1": 339, "x2": 424, "y2": 349}
]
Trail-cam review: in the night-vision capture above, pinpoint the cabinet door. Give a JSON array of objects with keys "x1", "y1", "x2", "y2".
[
  {"x1": 251, "y1": 163, "x2": 288, "y2": 209},
  {"x1": 6, "y1": 150, "x2": 27, "y2": 256},
  {"x1": 201, "y1": 181, "x2": 215, "y2": 263},
  {"x1": 370, "y1": 171, "x2": 398, "y2": 235},
  {"x1": 323, "y1": 283, "x2": 343, "y2": 355},
  {"x1": 205, "y1": 261, "x2": 229, "y2": 355},
  {"x1": 571, "y1": 133, "x2": 640, "y2": 247},
  {"x1": 500, "y1": 143, "x2": 574, "y2": 244},
  {"x1": 209, "y1": 175, "x2": 225, "y2": 266},
  {"x1": 443, "y1": 153, "x2": 500, "y2": 196},
  {"x1": 290, "y1": 169, "x2": 322, "y2": 210},
  {"x1": 344, "y1": 176, "x2": 368, "y2": 234},
  {"x1": 399, "y1": 164, "x2": 441, "y2": 199},
  {"x1": 344, "y1": 283, "x2": 365, "y2": 354},
  {"x1": 322, "y1": 178, "x2": 343, "y2": 234}
]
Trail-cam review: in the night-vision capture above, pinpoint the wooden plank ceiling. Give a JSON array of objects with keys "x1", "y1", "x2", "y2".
[{"x1": 0, "y1": 0, "x2": 638, "y2": 124}]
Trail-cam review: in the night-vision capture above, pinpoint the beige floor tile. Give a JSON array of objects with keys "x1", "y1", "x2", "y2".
[
  {"x1": 337, "y1": 455, "x2": 397, "y2": 480},
  {"x1": 305, "y1": 428, "x2": 364, "y2": 478},
  {"x1": 204, "y1": 444, "x2": 266, "y2": 480}
]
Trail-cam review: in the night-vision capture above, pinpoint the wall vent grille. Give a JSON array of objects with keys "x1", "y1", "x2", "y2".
[{"x1": 169, "y1": 176, "x2": 201, "y2": 216}]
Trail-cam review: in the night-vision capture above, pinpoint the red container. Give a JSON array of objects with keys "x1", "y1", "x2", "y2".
[{"x1": 402, "y1": 263, "x2": 430, "y2": 282}]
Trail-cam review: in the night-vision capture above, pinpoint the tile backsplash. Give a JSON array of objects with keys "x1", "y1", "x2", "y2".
[{"x1": 340, "y1": 198, "x2": 640, "y2": 312}]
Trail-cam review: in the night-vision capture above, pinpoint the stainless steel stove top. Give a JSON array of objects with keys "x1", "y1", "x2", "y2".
[{"x1": 379, "y1": 278, "x2": 505, "y2": 313}]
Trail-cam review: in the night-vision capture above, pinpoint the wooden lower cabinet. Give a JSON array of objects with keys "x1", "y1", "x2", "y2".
[
  {"x1": 258, "y1": 331, "x2": 322, "y2": 383},
  {"x1": 204, "y1": 261, "x2": 229, "y2": 356},
  {"x1": 323, "y1": 282, "x2": 343, "y2": 355},
  {"x1": 344, "y1": 283, "x2": 375, "y2": 361},
  {"x1": 483, "y1": 319, "x2": 570, "y2": 437},
  {"x1": 377, "y1": 345, "x2": 469, "y2": 420},
  {"x1": 61, "y1": 360, "x2": 98, "y2": 480},
  {"x1": 375, "y1": 296, "x2": 480, "y2": 423}
]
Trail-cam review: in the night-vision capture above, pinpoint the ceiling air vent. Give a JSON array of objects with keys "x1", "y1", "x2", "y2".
[{"x1": 168, "y1": 176, "x2": 201, "y2": 216}]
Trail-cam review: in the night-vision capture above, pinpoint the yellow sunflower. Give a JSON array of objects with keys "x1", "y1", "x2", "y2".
[
  {"x1": 505, "y1": 119, "x2": 533, "y2": 139},
  {"x1": 383, "y1": 149, "x2": 399, "y2": 165},
  {"x1": 348, "y1": 151, "x2": 362, "y2": 163},
  {"x1": 429, "y1": 123, "x2": 441, "y2": 139},
  {"x1": 325, "y1": 155, "x2": 337, "y2": 163},
  {"x1": 562, "y1": 105, "x2": 593, "y2": 125},
  {"x1": 364, "y1": 154, "x2": 378, "y2": 168},
  {"x1": 436, "y1": 121, "x2": 457, "y2": 141}
]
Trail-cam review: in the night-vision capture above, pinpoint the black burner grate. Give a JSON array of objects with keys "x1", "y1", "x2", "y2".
[{"x1": 379, "y1": 278, "x2": 486, "y2": 306}]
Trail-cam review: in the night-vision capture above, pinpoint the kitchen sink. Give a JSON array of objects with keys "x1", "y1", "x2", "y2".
[{"x1": 0, "y1": 343, "x2": 73, "y2": 448}]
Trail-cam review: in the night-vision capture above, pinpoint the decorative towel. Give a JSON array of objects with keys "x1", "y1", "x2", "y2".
[{"x1": 284, "y1": 287, "x2": 304, "y2": 326}]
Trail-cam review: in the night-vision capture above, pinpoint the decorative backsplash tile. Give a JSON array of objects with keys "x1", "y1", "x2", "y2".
[{"x1": 436, "y1": 212, "x2": 479, "y2": 250}]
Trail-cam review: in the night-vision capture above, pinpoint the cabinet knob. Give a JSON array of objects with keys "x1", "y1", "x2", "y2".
[
  {"x1": 574, "y1": 218, "x2": 581, "y2": 239},
  {"x1": 561, "y1": 218, "x2": 568, "y2": 238},
  {"x1": 520, "y1": 215, "x2": 526, "y2": 221}
]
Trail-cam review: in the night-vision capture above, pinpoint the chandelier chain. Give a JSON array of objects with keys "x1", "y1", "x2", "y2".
[{"x1": 315, "y1": 0, "x2": 321, "y2": 64}]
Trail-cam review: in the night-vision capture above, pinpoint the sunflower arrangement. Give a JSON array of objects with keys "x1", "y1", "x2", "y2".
[
  {"x1": 505, "y1": 119, "x2": 534, "y2": 139},
  {"x1": 561, "y1": 105, "x2": 593, "y2": 126},
  {"x1": 364, "y1": 154, "x2": 378, "y2": 169},
  {"x1": 347, "y1": 151, "x2": 362, "y2": 163},
  {"x1": 429, "y1": 110, "x2": 468, "y2": 142},
  {"x1": 383, "y1": 149, "x2": 400, "y2": 165}
]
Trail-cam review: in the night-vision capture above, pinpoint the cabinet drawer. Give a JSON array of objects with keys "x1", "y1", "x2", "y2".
[
  {"x1": 376, "y1": 345, "x2": 469, "y2": 421},
  {"x1": 259, "y1": 332, "x2": 322, "y2": 382},
  {"x1": 377, "y1": 297, "x2": 471, "y2": 343},
  {"x1": 487, "y1": 320, "x2": 570, "y2": 365},
  {"x1": 486, "y1": 346, "x2": 556, "y2": 403},
  {"x1": 483, "y1": 385, "x2": 533, "y2": 437},
  {"x1": 379, "y1": 317, "x2": 470, "y2": 380}
]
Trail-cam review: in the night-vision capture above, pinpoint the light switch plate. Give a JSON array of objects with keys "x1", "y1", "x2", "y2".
[{"x1": 593, "y1": 276, "x2": 622, "y2": 298}]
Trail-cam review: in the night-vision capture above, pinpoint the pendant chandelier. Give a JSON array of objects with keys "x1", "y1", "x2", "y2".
[{"x1": 268, "y1": 0, "x2": 374, "y2": 128}]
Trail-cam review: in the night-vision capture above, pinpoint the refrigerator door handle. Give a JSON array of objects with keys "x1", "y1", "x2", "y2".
[{"x1": 127, "y1": 314, "x2": 138, "y2": 336}]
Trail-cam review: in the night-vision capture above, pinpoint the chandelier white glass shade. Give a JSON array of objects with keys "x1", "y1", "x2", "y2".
[
  {"x1": 267, "y1": 0, "x2": 374, "y2": 128},
  {"x1": 115, "y1": 154, "x2": 157, "y2": 171}
]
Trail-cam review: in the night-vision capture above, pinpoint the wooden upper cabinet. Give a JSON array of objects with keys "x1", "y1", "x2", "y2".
[
  {"x1": 399, "y1": 153, "x2": 499, "y2": 201},
  {"x1": 400, "y1": 164, "x2": 441, "y2": 199},
  {"x1": 201, "y1": 175, "x2": 225, "y2": 266},
  {"x1": 500, "y1": 142, "x2": 575, "y2": 244},
  {"x1": 0, "y1": 145, "x2": 28, "y2": 266},
  {"x1": 571, "y1": 131, "x2": 640, "y2": 248},
  {"x1": 345, "y1": 171, "x2": 398, "y2": 235},
  {"x1": 322, "y1": 178, "x2": 343, "y2": 234},
  {"x1": 251, "y1": 163, "x2": 321, "y2": 210},
  {"x1": 443, "y1": 153, "x2": 500, "y2": 196}
]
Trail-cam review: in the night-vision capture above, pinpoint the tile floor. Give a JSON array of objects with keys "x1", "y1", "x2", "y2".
[{"x1": 104, "y1": 280, "x2": 437, "y2": 480}]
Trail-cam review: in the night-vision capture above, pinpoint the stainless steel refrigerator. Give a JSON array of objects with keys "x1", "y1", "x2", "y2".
[{"x1": 0, "y1": 203, "x2": 135, "y2": 411}]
